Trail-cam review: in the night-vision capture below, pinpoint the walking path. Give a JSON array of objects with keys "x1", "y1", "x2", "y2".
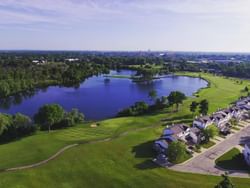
[
  {"x1": 0, "y1": 123, "x2": 160, "y2": 173},
  {"x1": 170, "y1": 122, "x2": 250, "y2": 178}
]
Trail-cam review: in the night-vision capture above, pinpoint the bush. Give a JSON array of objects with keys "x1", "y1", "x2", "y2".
[{"x1": 118, "y1": 101, "x2": 149, "y2": 117}]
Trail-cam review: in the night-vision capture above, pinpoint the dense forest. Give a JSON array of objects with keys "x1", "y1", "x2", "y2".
[
  {"x1": 0, "y1": 52, "x2": 167, "y2": 98},
  {"x1": 0, "y1": 55, "x2": 111, "y2": 97},
  {"x1": 1, "y1": 51, "x2": 250, "y2": 98}
]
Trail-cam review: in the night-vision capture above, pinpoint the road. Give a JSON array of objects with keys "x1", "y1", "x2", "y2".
[{"x1": 170, "y1": 124, "x2": 250, "y2": 178}]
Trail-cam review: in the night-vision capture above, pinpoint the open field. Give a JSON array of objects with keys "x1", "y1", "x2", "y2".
[{"x1": 0, "y1": 73, "x2": 250, "y2": 187}]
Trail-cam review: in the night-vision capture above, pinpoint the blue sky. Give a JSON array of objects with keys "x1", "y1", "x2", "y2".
[{"x1": 1, "y1": 0, "x2": 250, "y2": 52}]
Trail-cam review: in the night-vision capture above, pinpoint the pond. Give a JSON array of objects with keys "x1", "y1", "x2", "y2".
[{"x1": 0, "y1": 70, "x2": 207, "y2": 120}]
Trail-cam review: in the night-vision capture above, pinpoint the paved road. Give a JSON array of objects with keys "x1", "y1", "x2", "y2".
[{"x1": 170, "y1": 124, "x2": 250, "y2": 178}]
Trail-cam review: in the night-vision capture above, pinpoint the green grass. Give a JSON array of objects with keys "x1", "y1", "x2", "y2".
[
  {"x1": 215, "y1": 147, "x2": 250, "y2": 171},
  {"x1": 201, "y1": 141, "x2": 216, "y2": 149},
  {"x1": 0, "y1": 128, "x2": 250, "y2": 188},
  {"x1": 0, "y1": 73, "x2": 250, "y2": 187},
  {"x1": 0, "y1": 116, "x2": 164, "y2": 170}
]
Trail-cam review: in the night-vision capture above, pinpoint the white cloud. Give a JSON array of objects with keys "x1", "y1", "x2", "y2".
[{"x1": 1, "y1": 0, "x2": 250, "y2": 27}]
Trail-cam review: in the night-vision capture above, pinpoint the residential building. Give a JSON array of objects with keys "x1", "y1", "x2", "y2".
[
  {"x1": 212, "y1": 111, "x2": 230, "y2": 128},
  {"x1": 166, "y1": 124, "x2": 190, "y2": 141},
  {"x1": 153, "y1": 139, "x2": 169, "y2": 154},
  {"x1": 193, "y1": 116, "x2": 214, "y2": 129},
  {"x1": 236, "y1": 97, "x2": 250, "y2": 107},
  {"x1": 231, "y1": 106, "x2": 244, "y2": 120},
  {"x1": 188, "y1": 127, "x2": 205, "y2": 144}
]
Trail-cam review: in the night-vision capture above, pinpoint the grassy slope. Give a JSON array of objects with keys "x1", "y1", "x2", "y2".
[
  {"x1": 0, "y1": 73, "x2": 250, "y2": 187},
  {"x1": 215, "y1": 147, "x2": 250, "y2": 171}
]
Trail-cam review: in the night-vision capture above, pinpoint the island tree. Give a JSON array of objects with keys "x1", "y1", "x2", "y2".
[{"x1": 148, "y1": 89, "x2": 157, "y2": 102}]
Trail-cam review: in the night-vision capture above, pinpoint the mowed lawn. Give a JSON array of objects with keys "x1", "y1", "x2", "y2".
[
  {"x1": 0, "y1": 128, "x2": 250, "y2": 188},
  {"x1": 215, "y1": 147, "x2": 250, "y2": 171},
  {"x1": 0, "y1": 73, "x2": 250, "y2": 187}
]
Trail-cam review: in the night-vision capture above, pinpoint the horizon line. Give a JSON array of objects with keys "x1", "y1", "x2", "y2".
[{"x1": 1, "y1": 49, "x2": 250, "y2": 54}]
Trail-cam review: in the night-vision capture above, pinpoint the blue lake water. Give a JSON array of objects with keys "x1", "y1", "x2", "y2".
[{"x1": 0, "y1": 70, "x2": 207, "y2": 120}]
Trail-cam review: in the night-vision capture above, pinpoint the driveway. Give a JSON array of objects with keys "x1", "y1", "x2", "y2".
[{"x1": 170, "y1": 124, "x2": 250, "y2": 178}]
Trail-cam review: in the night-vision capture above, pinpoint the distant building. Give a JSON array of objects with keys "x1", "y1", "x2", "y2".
[
  {"x1": 65, "y1": 58, "x2": 79, "y2": 62},
  {"x1": 32, "y1": 59, "x2": 46, "y2": 65}
]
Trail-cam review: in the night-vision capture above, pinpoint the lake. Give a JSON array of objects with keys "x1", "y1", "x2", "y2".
[{"x1": 0, "y1": 70, "x2": 207, "y2": 120}]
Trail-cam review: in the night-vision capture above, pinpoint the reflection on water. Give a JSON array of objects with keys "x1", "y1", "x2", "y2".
[
  {"x1": 0, "y1": 70, "x2": 207, "y2": 120},
  {"x1": 0, "y1": 90, "x2": 37, "y2": 110}
]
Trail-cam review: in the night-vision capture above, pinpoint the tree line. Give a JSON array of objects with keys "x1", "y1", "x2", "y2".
[
  {"x1": 118, "y1": 90, "x2": 186, "y2": 117},
  {"x1": 0, "y1": 104, "x2": 84, "y2": 143},
  {"x1": 0, "y1": 62, "x2": 109, "y2": 98}
]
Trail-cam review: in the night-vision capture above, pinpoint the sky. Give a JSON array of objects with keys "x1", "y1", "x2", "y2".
[{"x1": 1, "y1": 0, "x2": 250, "y2": 52}]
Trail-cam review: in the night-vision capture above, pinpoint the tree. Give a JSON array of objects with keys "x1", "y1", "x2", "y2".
[
  {"x1": 167, "y1": 141, "x2": 188, "y2": 163},
  {"x1": 34, "y1": 104, "x2": 65, "y2": 132},
  {"x1": 154, "y1": 96, "x2": 167, "y2": 110},
  {"x1": 167, "y1": 91, "x2": 186, "y2": 111},
  {"x1": 0, "y1": 114, "x2": 12, "y2": 135},
  {"x1": 13, "y1": 113, "x2": 35, "y2": 136},
  {"x1": 244, "y1": 86, "x2": 249, "y2": 92},
  {"x1": 118, "y1": 101, "x2": 149, "y2": 117},
  {"x1": 190, "y1": 101, "x2": 199, "y2": 116},
  {"x1": 215, "y1": 173, "x2": 235, "y2": 188},
  {"x1": 61, "y1": 108, "x2": 85, "y2": 127},
  {"x1": 148, "y1": 89, "x2": 157, "y2": 102},
  {"x1": 199, "y1": 99, "x2": 209, "y2": 115},
  {"x1": 203, "y1": 125, "x2": 219, "y2": 141},
  {"x1": 133, "y1": 101, "x2": 149, "y2": 115}
]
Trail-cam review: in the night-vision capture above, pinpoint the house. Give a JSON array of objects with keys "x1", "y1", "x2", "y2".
[
  {"x1": 166, "y1": 124, "x2": 190, "y2": 141},
  {"x1": 222, "y1": 109, "x2": 234, "y2": 119},
  {"x1": 240, "y1": 104, "x2": 250, "y2": 112},
  {"x1": 212, "y1": 111, "x2": 230, "y2": 128},
  {"x1": 188, "y1": 127, "x2": 205, "y2": 144},
  {"x1": 243, "y1": 144, "x2": 250, "y2": 166},
  {"x1": 153, "y1": 139, "x2": 169, "y2": 154},
  {"x1": 193, "y1": 116, "x2": 214, "y2": 129},
  {"x1": 231, "y1": 106, "x2": 244, "y2": 120},
  {"x1": 236, "y1": 97, "x2": 250, "y2": 107},
  {"x1": 154, "y1": 124, "x2": 190, "y2": 153}
]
